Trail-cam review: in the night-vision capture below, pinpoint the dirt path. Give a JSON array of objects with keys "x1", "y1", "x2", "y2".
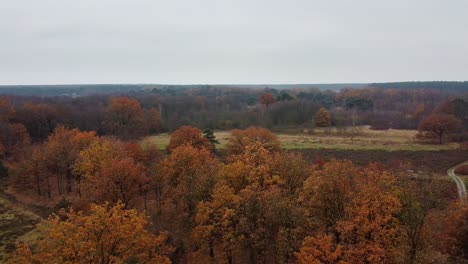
[{"x1": 447, "y1": 161, "x2": 467, "y2": 201}]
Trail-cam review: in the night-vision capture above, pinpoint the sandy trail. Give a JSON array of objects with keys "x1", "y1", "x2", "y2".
[{"x1": 447, "y1": 161, "x2": 467, "y2": 201}]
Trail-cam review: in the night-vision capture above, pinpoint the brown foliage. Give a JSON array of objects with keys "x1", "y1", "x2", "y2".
[
  {"x1": 296, "y1": 235, "x2": 344, "y2": 264},
  {"x1": 226, "y1": 126, "x2": 280, "y2": 155},
  {"x1": 104, "y1": 96, "x2": 148, "y2": 139},
  {"x1": 166, "y1": 126, "x2": 212, "y2": 153},
  {"x1": 19, "y1": 102, "x2": 58, "y2": 141},
  {"x1": 441, "y1": 202, "x2": 468, "y2": 261},
  {"x1": 315, "y1": 107, "x2": 331, "y2": 127},
  {"x1": 9, "y1": 202, "x2": 172, "y2": 264},
  {"x1": 11, "y1": 145, "x2": 51, "y2": 198},
  {"x1": 0, "y1": 123, "x2": 30, "y2": 158},
  {"x1": 298, "y1": 161, "x2": 404, "y2": 264},
  {"x1": 82, "y1": 158, "x2": 147, "y2": 208},
  {"x1": 146, "y1": 107, "x2": 163, "y2": 133},
  {"x1": 336, "y1": 165, "x2": 402, "y2": 263},
  {"x1": 418, "y1": 114, "x2": 462, "y2": 144},
  {"x1": 259, "y1": 93, "x2": 275, "y2": 108},
  {"x1": 209, "y1": 144, "x2": 306, "y2": 263},
  {"x1": 73, "y1": 139, "x2": 127, "y2": 181},
  {"x1": 160, "y1": 144, "x2": 218, "y2": 216},
  {"x1": 0, "y1": 96, "x2": 15, "y2": 122},
  {"x1": 10, "y1": 126, "x2": 96, "y2": 198},
  {"x1": 44, "y1": 126, "x2": 97, "y2": 194},
  {"x1": 193, "y1": 182, "x2": 240, "y2": 263}
]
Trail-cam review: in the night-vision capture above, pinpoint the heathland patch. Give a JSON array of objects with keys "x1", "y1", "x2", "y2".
[{"x1": 142, "y1": 126, "x2": 459, "y2": 152}]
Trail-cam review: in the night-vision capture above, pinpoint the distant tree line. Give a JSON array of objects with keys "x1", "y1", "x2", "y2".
[
  {"x1": 0, "y1": 85, "x2": 466, "y2": 147},
  {"x1": 371, "y1": 81, "x2": 468, "y2": 93}
]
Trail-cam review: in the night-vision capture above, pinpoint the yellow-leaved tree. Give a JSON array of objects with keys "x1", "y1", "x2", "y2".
[
  {"x1": 314, "y1": 107, "x2": 331, "y2": 127},
  {"x1": 9, "y1": 202, "x2": 173, "y2": 264}
]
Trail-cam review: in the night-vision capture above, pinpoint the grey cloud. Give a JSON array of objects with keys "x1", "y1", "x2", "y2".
[{"x1": 0, "y1": 0, "x2": 467, "y2": 84}]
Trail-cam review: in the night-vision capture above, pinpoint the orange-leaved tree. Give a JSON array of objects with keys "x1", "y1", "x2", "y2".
[
  {"x1": 298, "y1": 161, "x2": 403, "y2": 264},
  {"x1": 418, "y1": 114, "x2": 462, "y2": 144},
  {"x1": 193, "y1": 182, "x2": 241, "y2": 263},
  {"x1": 259, "y1": 93, "x2": 275, "y2": 108},
  {"x1": 160, "y1": 144, "x2": 218, "y2": 217},
  {"x1": 221, "y1": 142, "x2": 280, "y2": 191},
  {"x1": 214, "y1": 143, "x2": 305, "y2": 263},
  {"x1": 226, "y1": 127, "x2": 280, "y2": 155},
  {"x1": 299, "y1": 160, "x2": 357, "y2": 234},
  {"x1": 44, "y1": 125, "x2": 97, "y2": 195},
  {"x1": 296, "y1": 234, "x2": 344, "y2": 264},
  {"x1": 314, "y1": 107, "x2": 331, "y2": 127},
  {"x1": 104, "y1": 96, "x2": 148, "y2": 139},
  {"x1": 166, "y1": 126, "x2": 212, "y2": 152},
  {"x1": 83, "y1": 158, "x2": 147, "y2": 208},
  {"x1": 9, "y1": 202, "x2": 173, "y2": 264},
  {"x1": 336, "y1": 164, "x2": 402, "y2": 263},
  {"x1": 74, "y1": 138, "x2": 149, "y2": 208},
  {"x1": 73, "y1": 138, "x2": 127, "y2": 182},
  {"x1": 11, "y1": 145, "x2": 51, "y2": 198}
]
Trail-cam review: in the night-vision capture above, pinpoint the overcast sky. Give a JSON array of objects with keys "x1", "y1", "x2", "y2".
[{"x1": 1, "y1": 0, "x2": 467, "y2": 85}]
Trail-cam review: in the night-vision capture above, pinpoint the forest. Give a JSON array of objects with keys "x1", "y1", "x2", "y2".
[{"x1": 0, "y1": 84, "x2": 467, "y2": 263}]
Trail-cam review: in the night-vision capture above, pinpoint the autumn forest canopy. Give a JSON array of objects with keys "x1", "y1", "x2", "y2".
[{"x1": 0, "y1": 83, "x2": 467, "y2": 263}]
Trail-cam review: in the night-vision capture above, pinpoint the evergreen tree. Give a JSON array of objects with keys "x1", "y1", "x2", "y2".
[{"x1": 203, "y1": 128, "x2": 220, "y2": 150}]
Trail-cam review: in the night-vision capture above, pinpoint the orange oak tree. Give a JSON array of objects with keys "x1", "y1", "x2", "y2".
[
  {"x1": 82, "y1": 158, "x2": 147, "y2": 208},
  {"x1": 166, "y1": 126, "x2": 212, "y2": 152},
  {"x1": 160, "y1": 144, "x2": 218, "y2": 216},
  {"x1": 193, "y1": 182, "x2": 241, "y2": 263},
  {"x1": 298, "y1": 161, "x2": 403, "y2": 264},
  {"x1": 9, "y1": 202, "x2": 172, "y2": 264},
  {"x1": 104, "y1": 96, "x2": 148, "y2": 139},
  {"x1": 44, "y1": 126, "x2": 97, "y2": 195},
  {"x1": 418, "y1": 114, "x2": 462, "y2": 144},
  {"x1": 226, "y1": 127, "x2": 280, "y2": 155},
  {"x1": 296, "y1": 235, "x2": 344, "y2": 264}
]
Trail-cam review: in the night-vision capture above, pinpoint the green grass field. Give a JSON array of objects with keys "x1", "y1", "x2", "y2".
[{"x1": 141, "y1": 126, "x2": 459, "y2": 152}]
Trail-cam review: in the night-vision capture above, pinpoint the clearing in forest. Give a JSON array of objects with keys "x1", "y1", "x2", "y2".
[{"x1": 142, "y1": 126, "x2": 459, "y2": 151}]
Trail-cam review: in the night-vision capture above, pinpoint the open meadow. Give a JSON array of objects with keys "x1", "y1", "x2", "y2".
[{"x1": 141, "y1": 126, "x2": 460, "y2": 152}]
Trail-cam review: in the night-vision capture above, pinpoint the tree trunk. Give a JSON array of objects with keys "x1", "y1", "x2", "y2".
[
  {"x1": 209, "y1": 239, "x2": 215, "y2": 261},
  {"x1": 77, "y1": 179, "x2": 81, "y2": 197},
  {"x1": 66, "y1": 168, "x2": 72, "y2": 193},
  {"x1": 249, "y1": 249, "x2": 256, "y2": 264},
  {"x1": 47, "y1": 177, "x2": 51, "y2": 199},
  {"x1": 36, "y1": 178, "x2": 41, "y2": 196},
  {"x1": 57, "y1": 175, "x2": 62, "y2": 195},
  {"x1": 226, "y1": 247, "x2": 233, "y2": 264}
]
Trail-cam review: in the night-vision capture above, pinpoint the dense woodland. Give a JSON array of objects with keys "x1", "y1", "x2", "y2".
[
  {"x1": 0, "y1": 84, "x2": 467, "y2": 142},
  {"x1": 0, "y1": 84, "x2": 467, "y2": 263}
]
